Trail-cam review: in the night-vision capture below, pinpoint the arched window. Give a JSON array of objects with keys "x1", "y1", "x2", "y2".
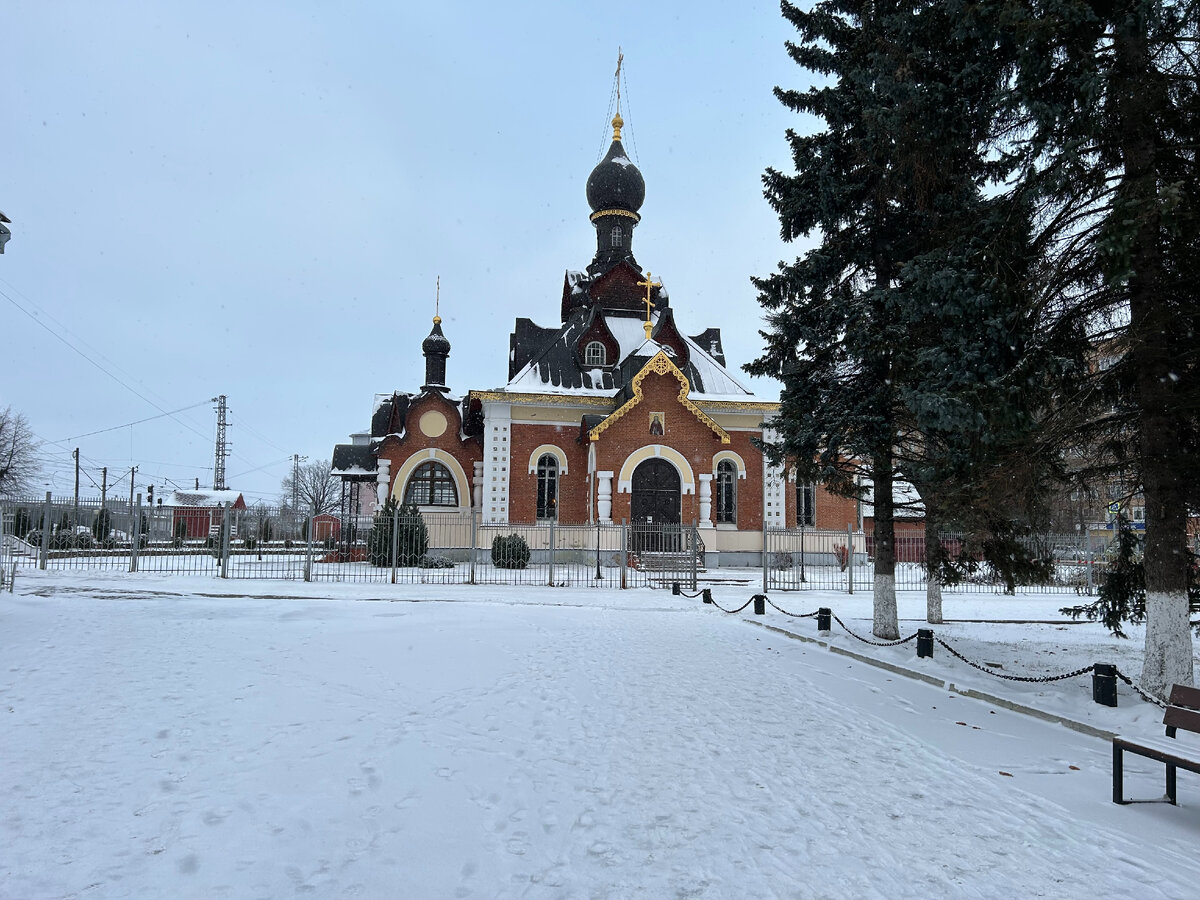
[
  {"x1": 611, "y1": 225, "x2": 623, "y2": 248},
  {"x1": 404, "y1": 461, "x2": 458, "y2": 507},
  {"x1": 716, "y1": 460, "x2": 737, "y2": 524},
  {"x1": 536, "y1": 454, "x2": 558, "y2": 520},
  {"x1": 584, "y1": 341, "x2": 606, "y2": 367},
  {"x1": 798, "y1": 482, "x2": 816, "y2": 527}
]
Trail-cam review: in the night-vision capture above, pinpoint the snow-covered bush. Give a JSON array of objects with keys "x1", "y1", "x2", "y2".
[{"x1": 491, "y1": 534, "x2": 530, "y2": 569}]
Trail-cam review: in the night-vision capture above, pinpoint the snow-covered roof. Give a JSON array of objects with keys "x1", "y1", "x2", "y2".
[
  {"x1": 503, "y1": 312, "x2": 760, "y2": 401},
  {"x1": 860, "y1": 480, "x2": 924, "y2": 518},
  {"x1": 167, "y1": 489, "x2": 244, "y2": 508}
]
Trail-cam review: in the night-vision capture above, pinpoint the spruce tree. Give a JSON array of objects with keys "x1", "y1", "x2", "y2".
[
  {"x1": 753, "y1": 0, "x2": 1038, "y2": 634},
  {"x1": 1010, "y1": 0, "x2": 1199, "y2": 695}
]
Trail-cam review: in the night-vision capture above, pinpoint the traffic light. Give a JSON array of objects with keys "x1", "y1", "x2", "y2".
[{"x1": 147, "y1": 485, "x2": 154, "y2": 505}]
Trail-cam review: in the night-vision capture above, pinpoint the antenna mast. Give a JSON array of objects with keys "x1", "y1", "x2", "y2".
[{"x1": 212, "y1": 395, "x2": 230, "y2": 490}]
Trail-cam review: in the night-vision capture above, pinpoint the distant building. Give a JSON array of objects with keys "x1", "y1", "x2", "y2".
[{"x1": 167, "y1": 489, "x2": 246, "y2": 538}]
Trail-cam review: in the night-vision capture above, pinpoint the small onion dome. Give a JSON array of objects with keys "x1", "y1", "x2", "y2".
[
  {"x1": 422, "y1": 316, "x2": 451, "y2": 356},
  {"x1": 586, "y1": 114, "x2": 645, "y2": 216}
]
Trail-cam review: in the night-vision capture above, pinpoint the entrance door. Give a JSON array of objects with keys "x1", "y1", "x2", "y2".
[{"x1": 631, "y1": 458, "x2": 681, "y2": 553}]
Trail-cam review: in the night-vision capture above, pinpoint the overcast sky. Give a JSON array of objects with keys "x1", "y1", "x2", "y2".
[{"x1": 2, "y1": 1, "x2": 817, "y2": 503}]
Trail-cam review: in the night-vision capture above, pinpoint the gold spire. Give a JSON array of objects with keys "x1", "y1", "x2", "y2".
[
  {"x1": 612, "y1": 48, "x2": 625, "y2": 141},
  {"x1": 434, "y1": 275, "x2": 442, "y2": 325},
  {"x1": 637, "y1": 271, "x2": 661, "y2": 340}
]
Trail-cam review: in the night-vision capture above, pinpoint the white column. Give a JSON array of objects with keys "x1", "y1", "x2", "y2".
[
  {"x1": 482, "y1": 402, "x2": 512, "y2": 523},
  {"x1": 761, "y1": 426, "x2": 786, "y2": 528},
  {"x1": 698, "y1": 473, "x2": 713, "y2": 528},
  {"x1": 376, "y1": 458, "x2": 390, "y2": 506},
  {"x1": 472, "y1": 461, "x2": 484, "y2": 509},
  {"x1": 597, "y1": 471, "x2": 614, "y2": 524}
]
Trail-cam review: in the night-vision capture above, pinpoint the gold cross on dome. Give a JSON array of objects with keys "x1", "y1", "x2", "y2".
[{"x1": 637, "y1": 271, "x2": 661, "y2": 340}]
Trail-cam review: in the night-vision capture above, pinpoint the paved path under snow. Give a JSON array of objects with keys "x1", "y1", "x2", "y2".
[{"x1": 3, "y1": 587, "x2": 1200, "y2": 898}]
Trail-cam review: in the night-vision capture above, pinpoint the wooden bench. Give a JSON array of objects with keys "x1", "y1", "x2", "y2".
[{"x1": 1113, "y1": 683, "x2": 1200, "y2": 804}]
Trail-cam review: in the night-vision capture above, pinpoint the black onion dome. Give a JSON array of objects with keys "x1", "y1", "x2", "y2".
[
  {"x1": 422, "y1": 317, "x2": 450, "y2": 355},
  {"x1": 586, "y1": 115, "x2": 645, "y2": 214}
]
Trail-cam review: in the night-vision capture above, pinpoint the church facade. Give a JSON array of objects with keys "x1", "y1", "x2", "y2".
[{"x1": 331, "y1": 112, "x2": 857, "y2": 565}]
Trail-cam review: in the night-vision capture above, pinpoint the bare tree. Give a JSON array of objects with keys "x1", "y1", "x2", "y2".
[
  {"x1": 279, "y1": 458, "x2": 339, "y2": 515},
  {"x1": 0, "y1": 406, "x2": 41, "y2": 497}
]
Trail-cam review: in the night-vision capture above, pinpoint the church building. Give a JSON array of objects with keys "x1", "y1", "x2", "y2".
[{"x1": 331, "y1": 109, "x2": 857, "y2": 565}]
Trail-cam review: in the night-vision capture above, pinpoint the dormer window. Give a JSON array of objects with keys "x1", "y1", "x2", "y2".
[
  {"x1": 611, "y1": 226, "x2": 623, "y2": 248},
  {"x1": 584, "y1": 341, "x2": 607, "y2": 367}
]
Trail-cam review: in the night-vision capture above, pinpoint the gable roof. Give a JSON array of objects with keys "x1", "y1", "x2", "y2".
[
  {"x1": 167, "y1": 489, "x2": 245, "y2": 508},
  {"x1": 503, "y1": 311, "x2": 757, "y2": 401},
  {"x1": 587, "y1": 350, "x2": 730, "y2": 444}
]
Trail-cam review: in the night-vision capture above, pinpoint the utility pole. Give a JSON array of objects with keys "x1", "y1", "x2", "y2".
[
  {"x1": 292, "y1": 453, "x2": 307, "y2": 538},
  {"x1": 73, "y1": 448, "x2": 80, "y2": 533},
  {"x1": 212, "y1": 395, "x2": 230, "y2": 491},
  {"x1": 128, "y1": 466, "x2": 138, "y2": 537},
  {"x1": 101, "y1": 466, "x2": 107, "y2": 507}
]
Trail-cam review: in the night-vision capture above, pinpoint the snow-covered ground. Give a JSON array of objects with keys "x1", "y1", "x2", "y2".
[{"x1": 4, "y1": 570, "x2": 1200, "y2": 898}]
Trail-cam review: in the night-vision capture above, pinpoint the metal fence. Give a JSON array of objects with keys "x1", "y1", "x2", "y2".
[
  {"x1": 0, "y1": 497, "x2": 703, "y2": 590},
  {"x1": 765, "y1": 526, "x2": 1109, "y2": 594},
  {"x1": 1, "y1": 494, "x2": 1111, "y2": 594}
]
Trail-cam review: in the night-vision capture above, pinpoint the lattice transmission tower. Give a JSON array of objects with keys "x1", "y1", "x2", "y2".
[{"x1": 212, "y1": 395, "x2": 231, "y2": 490}]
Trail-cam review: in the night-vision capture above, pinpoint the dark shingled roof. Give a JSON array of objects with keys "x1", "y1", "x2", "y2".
[
  {"x1": 511, "y1": 309, "x2": 629, "y2": 393},
  {"x1": 331, "y1": 444, "x2": 375, "y2": 478},
  {"x1": 371, "y1": 394, "x2": 411, "y2": 438}
]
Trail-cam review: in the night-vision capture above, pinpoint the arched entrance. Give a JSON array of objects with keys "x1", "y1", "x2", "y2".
[{"x1": 631, "y1": 458, "x2": 681, "y2": 553}]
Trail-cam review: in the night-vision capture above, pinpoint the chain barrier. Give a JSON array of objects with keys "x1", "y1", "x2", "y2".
[
  {"x1": 831, "y1": 614, "x2": 919, "y2": 647},
  {"x1": 1113, "y1": 667, "x2": 1168, "y2": 708},
  {"x1": 707, "y1": 595, "x2": 758, "y2": 615},
  {"x1": 935, "y1": 637, "x2": 1094, "y2": 684},
  {"x1": 764, "y1": 598, "x2": 820, "y2": 618},
  {"x1": 674, "y1": 586, "x2": 708, "y2": 599},
  {"x1": 694, "y1": 589, "x2": 1166, "y2": 707}
]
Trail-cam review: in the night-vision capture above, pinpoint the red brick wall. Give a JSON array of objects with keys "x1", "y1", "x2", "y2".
[
  {"x1": 591, "y1": 370, "x2": 767, "y2": 528},
  {"x1": 376, "y1": 393, "x2": 482, "y2": 505},
  {"x1": 817, "y1": 488, "x2": 858, "y2": 531},
  {"x1": 507, "y1": 422, "x2": 589, "y2": 524}
]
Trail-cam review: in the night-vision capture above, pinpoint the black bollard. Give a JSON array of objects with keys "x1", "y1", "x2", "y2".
[
  {"x1": 817, "y1": 607, "x2": 831, "y2": 632},
  {"x1": 672, "y1": 582, "x2": 681, "y2": 595},
  {"x1": 702, "y1": 588, "x2": 713, "y2": 604},
  {"x1": 1093, "y1": 663, "x2": 1118, "y2": 707},
  {"x1": 753, "y1": 594, "x2": 765, "y2": 615},
  {"x1": 917, "y1": 629, "x2": 934, "y2": 658}
]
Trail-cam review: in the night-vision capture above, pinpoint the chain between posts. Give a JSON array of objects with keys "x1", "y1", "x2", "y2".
[
  {"x1": 764, "y1": 597, "x2": 820, "y2": 618},
  {"x1": 689, "y1": 589, "x2": 1166, "y2": 707},
  {"x1": 1113, "y1": 667, "x2": 1168, "y2": 708},
  {"x1": 829, "y1": 613, "x2": 919, "y2": 646},
  {"x1": 934, "y1": 637, "x2": 1094, "y2": 683},
  {"x1": 707, "y1": 595, "x2": 758, "y2": 614}
]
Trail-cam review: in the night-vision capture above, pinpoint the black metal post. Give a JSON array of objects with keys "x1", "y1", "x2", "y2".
[
  {"x1": 595, "y1": 521, "x2": 602, "y2": 580},
  {"x1": 817, "y1": 607, "x2": 831, "y2": 632},
  {"x1": 753, "y1": 594, "x2": 765, "y2": 615},
  {"x1": 1093, "y1": 663, "x2": 1118, "y2": 707},
  {"x1": 917, "y1": 629, "x2": 934, "y2": 658},
  {"x1": 672, "y1": 582, "x2": 681, "y2": 595},
  {"x1": 702, "y1": 588, "x2": 713, "y2": 604}
]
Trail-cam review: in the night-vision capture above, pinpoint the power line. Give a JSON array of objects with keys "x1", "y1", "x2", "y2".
[
  {"x1": 228, "y1": 410, "x2": 290, "y2": 455},
  {"x1": 0, "y1": 274, "x2": 180, "y2": 412},
  {"x1": 3, "y1": 278, "x2": 288, "y2": 484},
  {"x1": 48, "y1": 400, "x2": 213, "y2": 444},
  {"x1": 2, "y1": 284, "x2": 215, "y2": 446},
  {"x1": 228, "y1": 455, "x2": 294, "y2": 481}
]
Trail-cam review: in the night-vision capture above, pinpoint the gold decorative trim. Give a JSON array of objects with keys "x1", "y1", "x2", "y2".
[
  {"x1": 588, "y1": 208, "x2": 641, "y2": 223},
  {"x1": 696, "y1": 401, "x2": 781, "y2": 413},
  {"x1": 588, "y1": 351, "x2": 731, "y2": 444},
  {"x1": 470, "y1": 390, "x2": 613, "y2": 408}
]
